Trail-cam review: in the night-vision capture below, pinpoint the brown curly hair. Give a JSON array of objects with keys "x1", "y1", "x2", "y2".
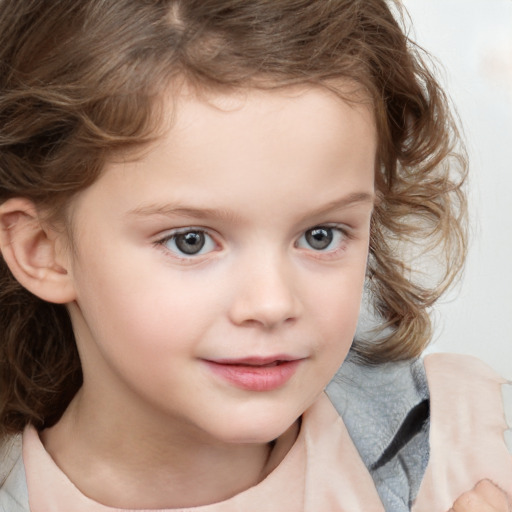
[{"x1": 0, "y1": 0, "x2": 467, "y2": 436}]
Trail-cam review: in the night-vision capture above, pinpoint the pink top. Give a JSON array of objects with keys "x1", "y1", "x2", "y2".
[
  {"x1": 22, "y1": 392, "x2": 385, "y2": 512},
  {"x1": 22, "y1": 354, "x2": 512, "y2": 511},
  {"x1": 413, "y1": 354, "x2": 512, "y2": 511}
]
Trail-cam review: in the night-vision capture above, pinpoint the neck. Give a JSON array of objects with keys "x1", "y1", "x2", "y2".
[{"x1": 41, "y1": 387, "x2": 299, "y2": 509}]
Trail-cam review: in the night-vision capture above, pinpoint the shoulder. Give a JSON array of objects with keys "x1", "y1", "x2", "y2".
[
  {"x1": 503, "y1": 379, "x2": 512, "y2": 452},
  {"x1": 424, "y1": 353, "x2": 511, "y2": 434},
  {"x1": 413, "y1": 353, "x2": 512, "y2": 511},
  {"x1": 1, "y1": 433, "x2": 22, "y2": 486},
  {"x1": 423, "y1": 352, "x2": 512, "y2": 454},
  {"x1": 326, "y1": 352, "x2": 512, "y2": 511},
  {"x1": 423, "y1": 351, "x2": 506, "y2": 382},
  {"x1": 0, "y1": 433, "x2": 29, "y2": 512}
]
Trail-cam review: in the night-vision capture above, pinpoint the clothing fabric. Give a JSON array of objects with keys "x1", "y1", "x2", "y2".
[
  {"x1": 414, "y1": 354, "x2": 512, "y2": 512},
  {"x1": 326, "y1": 353, "x2": 430, "y2": 509},
  {"x1": 1, "y1": 353, "x2": 511, "y2": 512},
  {"x1": 0, "y1": 434, "x2": 26, "y2": 511},
  {"x1": 7, "y1": 395, "x2": 387, "y2": 512}
]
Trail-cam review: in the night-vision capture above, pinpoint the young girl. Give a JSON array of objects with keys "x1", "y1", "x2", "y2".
[{"x1": 0, "y1": 1, "x2": 510, "y2": 511}]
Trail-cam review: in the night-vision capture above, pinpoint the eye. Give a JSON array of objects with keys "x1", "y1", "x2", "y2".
[
  {"x1": 296, "y1": 226, "x2": 346, "y2": 251},
  {"x1": 158, "y1": 229, "x2": 216, "y2": 257}
]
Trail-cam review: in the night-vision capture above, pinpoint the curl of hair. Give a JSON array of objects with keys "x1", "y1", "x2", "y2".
[{"x1": 0, "y1": 0, "x2": 467, "y2": 434}]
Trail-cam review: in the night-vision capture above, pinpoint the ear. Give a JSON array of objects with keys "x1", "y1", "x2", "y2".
[{"x1": 0, "y1": 198, "x2": 76, "y2": 303}]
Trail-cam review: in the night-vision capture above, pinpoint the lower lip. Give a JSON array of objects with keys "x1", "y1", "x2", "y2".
[{"x1": 203, "y1": 360, "x2": 301, "y2": 391}]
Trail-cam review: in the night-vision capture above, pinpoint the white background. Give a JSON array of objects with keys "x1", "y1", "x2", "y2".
[{"x1": 404, "y1": 1, "x2": 512, "y2": 377}]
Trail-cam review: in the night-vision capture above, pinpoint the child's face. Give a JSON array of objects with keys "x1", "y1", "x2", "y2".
[{"x1": 64, "y1": 86, "x2": 376, "y2": 444}]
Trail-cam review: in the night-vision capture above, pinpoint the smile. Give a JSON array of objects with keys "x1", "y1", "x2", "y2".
[{"x1": 202, "y1": 357, "x2": 303, "y2": 392}]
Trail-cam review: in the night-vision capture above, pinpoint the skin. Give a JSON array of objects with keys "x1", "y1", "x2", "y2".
[
  {"x1": 449, "y1": 480, "x2": 512, "y2": 512},
  {"x1": 0, "y1": 86, "x2": 508, "y2": 509},
  {"x1": 38, "y1": 86, "x2": 378, "y2": 508}
]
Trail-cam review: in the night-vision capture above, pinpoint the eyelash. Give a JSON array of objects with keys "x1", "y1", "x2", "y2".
[
  {"x1": 295, "y1": 225, "x2": 351, "y2": 258},
  {"x1": 155, "y1": 228, "x2": 218, "y2": 259},
  {"x1": 154, "y1": 224, "x2": 351, "y2": 260}
]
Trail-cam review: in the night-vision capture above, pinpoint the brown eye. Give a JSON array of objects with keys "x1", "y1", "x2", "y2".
[{"x1": 305, "y1": 227, "x2": 333, "y2": 250}]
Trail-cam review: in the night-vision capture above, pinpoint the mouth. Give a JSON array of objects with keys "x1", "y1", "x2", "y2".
[
  {"x1": 202, "y1": 356, "x2": 304, "y2": 392},
  {"x1": 209, "y1": 356, "x2": 300, "y2": 367}
]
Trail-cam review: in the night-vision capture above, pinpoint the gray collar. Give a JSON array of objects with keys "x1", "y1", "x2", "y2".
[{"x1": 326, "y1": 352, "x2": 430, "y2": 511}]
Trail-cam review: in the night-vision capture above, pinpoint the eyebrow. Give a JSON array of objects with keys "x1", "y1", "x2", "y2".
[
  {"x1": 128, "y1": 192, "x2": 375, "y2": 222},
  {"x1": 128, "y1": 203, "x2": 242, "y2": 223},
  {"x1": 304, "y1": 192, "x2": 375, "y2": 218}
]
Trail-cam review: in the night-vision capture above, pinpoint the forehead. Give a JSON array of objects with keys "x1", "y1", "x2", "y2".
[
  {"x1": 68, "y1": 84, "x2": 377, "y2": 228},
  {"x1": 154, "y1": 82, "x2": 376, "y2": 173}
]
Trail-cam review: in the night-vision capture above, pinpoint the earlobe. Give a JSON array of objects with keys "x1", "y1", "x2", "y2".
[{"x1": 0, "y1": 198, "x2": 76, "y2": 304}]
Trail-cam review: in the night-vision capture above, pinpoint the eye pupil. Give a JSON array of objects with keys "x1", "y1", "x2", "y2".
[
  {"x1": 175, "y1": 232, "x2": 205, "y2": 254},
  {"x1": 305, "y1": 227, "x2": 333, "y2": 250}
]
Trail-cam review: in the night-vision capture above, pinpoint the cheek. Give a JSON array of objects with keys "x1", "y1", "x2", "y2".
[
  {"x1": 73, "y1": 253, "x2": 224, "y2": 356},
  {"x1": 312, "y1": 260, "x2": 366, "y2": 324},
  {"x1": 306, "y1": 260, "x2": 367, "y2": 358},
  {"x1": 289, "y1": 270, "x2": 365, "y2": 411}
]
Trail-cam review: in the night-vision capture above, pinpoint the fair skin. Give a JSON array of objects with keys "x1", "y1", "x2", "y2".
[
  {"x1": 450, "y1": 480, "x2": 512, "y2": 512},
  {"x1": 40, "y1": 86, "x2": 376, "y2": 508},
  {"x1": 0, "y1": 85, "x2": 508, "y2": 510}
]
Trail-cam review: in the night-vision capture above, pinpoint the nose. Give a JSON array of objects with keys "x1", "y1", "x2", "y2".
[{"x1": 228, "y1": 252, "x2": 302, "y2": 329}]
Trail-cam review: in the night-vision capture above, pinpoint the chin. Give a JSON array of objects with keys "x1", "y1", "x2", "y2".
[{"x1": 210, "y1": 411, "x2": 301, "y2": 445}]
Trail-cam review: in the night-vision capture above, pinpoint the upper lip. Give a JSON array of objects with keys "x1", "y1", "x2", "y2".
[{"x1": 205, "y1": 355, "x2": 303, "y2": 366}]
